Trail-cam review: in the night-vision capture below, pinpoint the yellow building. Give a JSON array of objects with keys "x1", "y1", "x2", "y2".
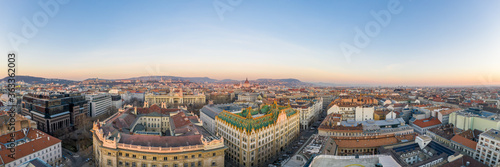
[
  {"x1": 145, "y1": 89, "x2": 206, "y2": 106},
  {"x1": 91, "y1": 106, "x2": 226, "y2": 167},
  {"x1": 215, "y1": 103, "x2": 300, "y2": 167}
]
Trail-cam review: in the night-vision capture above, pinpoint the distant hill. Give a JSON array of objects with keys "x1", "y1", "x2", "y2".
[
  {"x1": 255, "y1": 78, "x2": 302, "y2": 83},
  {"x1": 127, "y1": 76, "x2": 218, "y2": 83},
  {"x1": 4, "y1": 75, "x2": 313, "y2": 86},
  {"x1": 1, "y1": 75, "x2": 76, "y2": 84},
  {"x1": 217, "y1": 79, "x2": 239, "y2": 83}
]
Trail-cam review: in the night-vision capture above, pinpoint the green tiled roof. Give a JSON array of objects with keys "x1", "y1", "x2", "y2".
[{"x1": 217, "y1": 103, "x2": 297, "y2": 133}]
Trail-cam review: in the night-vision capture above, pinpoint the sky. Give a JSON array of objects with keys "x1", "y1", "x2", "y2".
[{"x1": 1, "y1": 0, "x2": 499, "y2": 86}]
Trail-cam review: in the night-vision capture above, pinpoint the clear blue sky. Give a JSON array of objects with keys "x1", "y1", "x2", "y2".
[{"x1": 1, "y1": 0, "x2": 499, "y2": 86}]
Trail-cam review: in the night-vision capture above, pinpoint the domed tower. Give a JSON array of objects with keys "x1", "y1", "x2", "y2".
[{"x1": 243, "y1": 77, "x2": 250, "y2": 87}]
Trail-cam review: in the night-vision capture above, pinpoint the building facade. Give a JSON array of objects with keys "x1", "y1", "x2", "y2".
[
  {"x1": 0, "y1": 128, "x2": 62, "y2": 167},
  {"x1": 86, "y1": 94, "x2": 112, "y2": 117},
  {"x1": 145, "y1": 91, "x2": 206, "y2": 106},
  {"x1": 354, "y1": 105, "x2": 374, "y2": 121},
  {"x1": 91, "y1": 106, "x2": 226, "y2": 167},
  {"x1": 215, "y1": 103, "x2": 300, "y2": 167},
  {"x1": 111, "y1": 94, "x2": 123, "y2": 109},
  {"x1": 327, "y1": 96, "x2": 377, "y2": 120},
  {"x1": 318, "y1": 114, "x2": 415, "y2": 156},
  {"x1": 291, "y1": 98, "x2": 323, "y2": 130},
  {"x1": 474, "y1": 128, "x2": 500, "y2": 166},
  {"x1": 21, "y1": 92, "x2": 89, "y2": 134},
  {"x1": 449, "y1": 108, "x2": 500, "y2": 131}
]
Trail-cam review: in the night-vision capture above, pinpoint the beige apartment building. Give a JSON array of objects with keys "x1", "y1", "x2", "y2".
[
  {"x1": 215, "y1": 103, "x2": 300, "y2": 167},
  {"x1": 91, "y1": 105, "x2": 226, "y2": 167}
]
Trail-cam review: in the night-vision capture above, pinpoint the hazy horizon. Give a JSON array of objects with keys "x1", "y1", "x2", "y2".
[{"x1": 2, "y1": 1, "x2": 499, "y2": 86}]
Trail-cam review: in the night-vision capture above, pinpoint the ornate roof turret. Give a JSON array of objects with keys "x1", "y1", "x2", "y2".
[{"x1": 246, "y1": 107, "x2": 253, "y2": 119}]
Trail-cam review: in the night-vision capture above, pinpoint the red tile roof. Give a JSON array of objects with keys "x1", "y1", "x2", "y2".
[
  {"x1": 171, "y1": 112, "x2": 191, "y2": 129},
  {"x1": 0, "y1": 128, "x2": 61, "y2": 164},
  {"x1": 451, "y1": 135, "x2": 477, "y2": 150},
  {"x1": 413, "y1": 118, "x2": 441, "y2": 128},
  {"x1": 136, "y1": 104, "x2": 180, "y2": 115}
]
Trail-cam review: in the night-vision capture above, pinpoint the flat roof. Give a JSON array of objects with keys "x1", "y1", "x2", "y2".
[
  {"x1": 309, "y1": 155, "x2": 400, "y2": 167},
  {"x1": 341, "y1": 118, "x2": 405, "y2": 127}
]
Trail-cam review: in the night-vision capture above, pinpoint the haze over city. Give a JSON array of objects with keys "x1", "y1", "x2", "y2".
[{"x1": 1, "y1": 0, "x2": 499, "y2": 86}]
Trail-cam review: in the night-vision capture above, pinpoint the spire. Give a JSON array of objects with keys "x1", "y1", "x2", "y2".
[{"x1": 246, "y1": 107, "x2": 253, "y2": 119}]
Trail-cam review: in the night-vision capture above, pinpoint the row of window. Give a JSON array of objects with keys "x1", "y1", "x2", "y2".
[
  {"x1": 109, "y1": 160, "x2": 217, "y2": 167},
  {"x1": 110, "y1": 152, "x2": 218, "y2": 160}
]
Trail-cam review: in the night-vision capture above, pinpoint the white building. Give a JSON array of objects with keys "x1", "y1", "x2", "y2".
[
  {"x1": 111, "y1": 94, "x2": 123, "y2": 109},
  {"x1": 328, "y1": 104, "x2": 374, "y2": 121},
  {"x1": 386, "y1": 111, "x2": 398, "y2": 119},
  {"x1": 0, "y1": 128, "x2": 62, "y2": 167},
  {"x1": 355, "y1": 106, "x2": 374, "y2": 121},
  {"x1": 293, "y1": 98, "x2": 323, "y2": 129},
  {"x1": 327, "y1": 104, "x2": 356, "y2": 120},
  {"x1": 86, "y1": 93, "x2": 112, "y2": 117},
  {"x1": 474, "y1": 128, "x2": 500, "y2": 166},
  {"x1": 237, "y1": 93, "x2": 259, "y2": 102}
]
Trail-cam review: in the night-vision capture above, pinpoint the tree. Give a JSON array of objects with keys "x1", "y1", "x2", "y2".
[
  {"x1": 106, "y1": 106, "x2": 118, "y2": 116},
  {"x1": 124, "y1": 97, "x2": 143, "y2": 107},
  {"x1": 76, "y1": 115, "x2": 92, "y2": 131}
]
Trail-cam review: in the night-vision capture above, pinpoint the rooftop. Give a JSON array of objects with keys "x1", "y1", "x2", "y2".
[
  {"x1": 216, "y1": 103, "x2": 297, "y2": 133},
  {"x1": 341, "y1": 118, "x2": 405, "y2": 128},
  {"x1": 427, "y1": 124, "x2": 455, "y2": 140},
  {"x1": 451, "y1": 135, "x2": 477, "y2": 150},
  {"x1": 440, "y1": 155, "x2": 487, "y2": 167},
  {"x1": 95, "y1": 107, "x2": 221, "y2": 148},
  {"x1": 0, "y1": 128, "x2": 61, "y2": 165},
  {"x1": 481, "y1": 128, "x2": 500, "y2": 141},
  {"x1": 308, "y1": 155, "x2": 401, "y2": 167},
  {"x1": 335, "y1": 134, "x2": 414, "y2": 148},
  {"x1": 412, "y1": 117, "x2": 442, "y2": 128}
]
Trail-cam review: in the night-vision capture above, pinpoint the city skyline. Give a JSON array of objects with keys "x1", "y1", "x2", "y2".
[{"x1": 1, "y1": 0, "x2": 499, "y2": 86}]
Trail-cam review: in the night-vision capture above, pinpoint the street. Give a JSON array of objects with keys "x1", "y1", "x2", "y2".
[{"x1": 61, "y1": 148, "x2": 92, "y2": 167}]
